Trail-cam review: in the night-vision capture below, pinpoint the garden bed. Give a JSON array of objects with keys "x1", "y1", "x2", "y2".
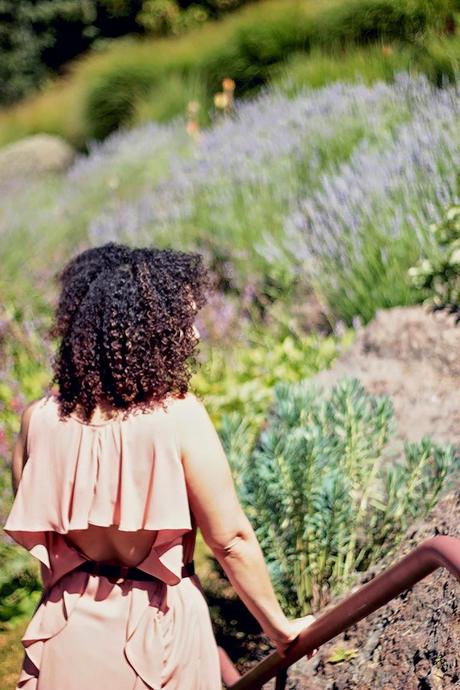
[
  {"x1": 214, "y1": 303, "x2": 460, "y2": 689},
  {"x1": 311, "y1": 304, "x2": 460, "y2": 451}
]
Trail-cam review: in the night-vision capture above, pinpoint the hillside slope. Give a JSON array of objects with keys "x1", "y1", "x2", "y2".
[
  {"x1": 291, "y1": 487, "x2": 460, "y2": 689},
  {"x1": 235, "y1": 305, "x2": 460, "y2": 689}
]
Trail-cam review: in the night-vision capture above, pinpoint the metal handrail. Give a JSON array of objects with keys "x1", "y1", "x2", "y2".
[{"x1": 217, "y1": 535, "x2": 460, "y2": 690}]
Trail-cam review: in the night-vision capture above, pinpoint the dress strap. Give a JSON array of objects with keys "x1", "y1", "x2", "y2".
[{"x1": 43, "y1": 560, "x2": 196, "y2": 593}]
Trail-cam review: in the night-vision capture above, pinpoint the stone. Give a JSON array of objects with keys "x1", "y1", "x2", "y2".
[{"x1": 0, "y1": 133, "x2": 75, "y2": 184}]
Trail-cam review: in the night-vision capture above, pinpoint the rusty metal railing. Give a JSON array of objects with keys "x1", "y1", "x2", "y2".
[{"x1": 216, "y1": 535, "x2": 460, "y2": 690}]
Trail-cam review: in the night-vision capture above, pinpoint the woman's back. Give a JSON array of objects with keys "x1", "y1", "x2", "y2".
[
  {"x1": 6, "y1": 391, "x2": 194, "y2": 568},
  {"x1": 65, "y1": 524, "x2": 159, "y2": 566},
  {"x1": 3, "y1": 390, "x2": 223, "y2": 690},
  {"x1": 57, "y1": 394, "x2": 190, "y2": 566}
]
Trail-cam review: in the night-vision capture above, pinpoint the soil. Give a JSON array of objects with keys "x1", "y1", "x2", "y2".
[
  {"x1": 210, "y1": 305, "x2": 460, "y2": 690},
  {"x1": 310, "y1": 304, "x2": 460, "y2": 453}
]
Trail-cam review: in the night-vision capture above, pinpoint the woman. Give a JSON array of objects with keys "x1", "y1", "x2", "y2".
[{"x1": 4, "y1": 242, "x2": 315, "y2": 690}]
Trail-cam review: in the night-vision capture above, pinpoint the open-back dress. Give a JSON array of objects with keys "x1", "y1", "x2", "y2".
[{"x1": 3, "y1": 393, "x2": 222, "y2": 690}]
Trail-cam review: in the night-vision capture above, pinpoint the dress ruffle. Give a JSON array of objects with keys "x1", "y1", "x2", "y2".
[
  {"x1": 16, "y1": 567, "x2": 173, "y2": 689},
  {"x1": 4, "y1": 394, "x2": 193, "y2": 589},
  {"x1": 16, "y1": 567, "x2": 220, "y2": 690},
  {"x1": 4, "y1": 393, "x2": 192, "y2": 530}
]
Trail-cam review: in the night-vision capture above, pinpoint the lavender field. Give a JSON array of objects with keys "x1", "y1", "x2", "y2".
[
  {"x1": 2, "y1": 71, "x2": 459, "y2": 481},
  {"x1": 2, "y1": 71, "x2": 460, "y2": 470},
  {"x1": 0, "y1": 73, "x2": 460, "y2": 476},
  {"x1": 2, "y1": 73, "x2": 460, "y2": 329}
]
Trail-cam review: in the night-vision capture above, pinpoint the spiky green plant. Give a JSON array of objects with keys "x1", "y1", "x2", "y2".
[{"x1": 220, "y1": 377, "x2": 460, "y2": 615}]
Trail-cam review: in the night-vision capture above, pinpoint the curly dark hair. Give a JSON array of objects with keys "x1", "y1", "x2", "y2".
[{"x1": 47, "y1": 242, "x2": 213, "y2": 423}]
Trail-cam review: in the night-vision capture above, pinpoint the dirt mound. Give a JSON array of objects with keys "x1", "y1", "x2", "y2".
[
  {"x1": 349, "y1": 305, "x2": 460, "y2": 375},
  {"x1": 309, "y1": 305, "x2": 460, "y2": 452}
]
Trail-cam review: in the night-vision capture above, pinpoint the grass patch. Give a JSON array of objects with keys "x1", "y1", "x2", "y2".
[{"x1": 0, "y1": 0, "x2": 457, "y2": 147}]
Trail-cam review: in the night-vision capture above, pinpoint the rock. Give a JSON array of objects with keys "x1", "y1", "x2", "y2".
[{"x1": 0, "y1": 134, "x2": 75, "y2": 184}]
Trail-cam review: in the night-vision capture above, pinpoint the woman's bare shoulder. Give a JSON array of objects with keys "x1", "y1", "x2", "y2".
[
  {"x1": 168, "y1": 392, "x2": 214, "y2": 442},
  {"x1": 168, "y1": 391, "x2": 202, "y2": 413}
]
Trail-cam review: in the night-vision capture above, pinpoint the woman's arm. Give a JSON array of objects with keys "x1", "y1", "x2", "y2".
[
  {"x1": 11, "y1": 401, "x2": 37, "y2": 496},
  {"x1": 176, "y1": 393, "x2": 314, "y2": 650}
]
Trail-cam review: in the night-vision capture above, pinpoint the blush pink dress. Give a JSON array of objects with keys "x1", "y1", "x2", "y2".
[{"x1": 3, "y1": 393, "x2": 222, "y2": 690}]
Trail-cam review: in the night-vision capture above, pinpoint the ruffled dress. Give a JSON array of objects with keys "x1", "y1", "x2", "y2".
[{"x1": 3, "y1": 393, "x2": 222, "y2": 690}]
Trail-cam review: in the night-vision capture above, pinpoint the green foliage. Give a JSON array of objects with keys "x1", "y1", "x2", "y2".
[
  {"x1": 68, "y1": 0, "x2": 460, "y2": 141},
  {"x1": 220, "y1": 378, "x2": 460, "y2": 615},
  {"x1": 0, "y1": 542, "x2": 42, "y2": 630},
  {"x1": 410, "y1": 34, "x2": 460, "y2": 87},
  {"x1": 271, "y1": 32, "x2": 460, "y2": 94},
  {"x1": 136, "y1": 0, "x2": 209, "y2": 35},
  {"x1": 193, "y1": 325, "x2": 354, "y2": 436},
  {"x1": 132, "y1": 68, "x2": 210, "y2": 126},
  {"x1": 317, "y1": 215, "x2": 429, "y2": 327},
  {"x1": 198, "y1": 0, "x2": 456, "y2": 95},
  {"x1": 198, "y1": 8, "x2": 311, "y2": 93},
  {"x1": 311, "y1": 0, "x2": 455, "y2": 49},
  {"x1": 82, "y1": 3, "x2": 311, "y2": 136},
  {"x1": 0, "y1": 0, "x2": 75, "y2": 105},
  {"x1": 371, "y1": 437, "x2": 458, "y2": 546},
  {"x1": 0, "y1": 302, "x2": 55, "y2": 523},
  {"x1": 408, "y1": 204, "x2": 460, "y2": 314},
  {"x1": 0, "y1": 0, "x2": 249, "y2": 107},
  {"x1": 83, "y1": 63, "x2": 159, "y2": 140},
  {"x1": 1, "y1": 0, "x2": 460, "y2": 144},
  {"x1": 270, "y1": 44, "x2": 409, "y2": 93},
  {"x1": 135, "y1": 0, "x2": 247, "y2": 35},
  {"x1": 327, "y1": 646, "x2": 359, "y2": 664},
  {"x1": 0, "y1": 0, "x2": 144, "y2": 107}
]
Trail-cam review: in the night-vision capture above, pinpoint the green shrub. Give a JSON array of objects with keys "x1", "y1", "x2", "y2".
[
  {"x1": 83, "y1": 63, "x2": 159, "y2": 140},
  {"x1": 0, "y1": 0, "x2": 253, "y2": 106},
  {"x1": 135, "y1": 0, "x2": 250, "y2": 36},
  {"x1": 1, "y1": 0, "x2": 458, "y2": 145},
  {"x1": 221, "y1": 378, "x2": 460, "y2": 615},
  {"x1": 0, "y1": 542, "x2": 42, "y2": 630},
  {"x1": 133, "y1": 69, "x2": 211, "y2": 126},
  {"x1": 192, "y1": 322, "x2": 354, "y2": 435},
  {"x1": 270, "y1": 44, "x2": 411, "y2": 93},
  {"x1": 270, "y1": 32, "x2": 460, "y2": 94},
  {"x1": 200, "y1": 0, "x2": 455, "y2": 94},
  {"x1": 199, "y1": 8, "x2": 311, "y2": 93},
  {"x1": 0, "y1": 0, "x2": 146, "y2": 107},
  {"x1": 408, "y1": 204, "x2": 460, "y2": 315},
  {"x1": 312, "y1": 0, "x2": 455, "y2": 49},
  {"x1": 136, "y1": 0, "x2": 209, "y2": 35},
  {"x1": 410, "y1": 34, "x2": 460, "y2": 86},
  {"x1": 83, "y1": 0, "x2": 458, "y2": 139}
]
